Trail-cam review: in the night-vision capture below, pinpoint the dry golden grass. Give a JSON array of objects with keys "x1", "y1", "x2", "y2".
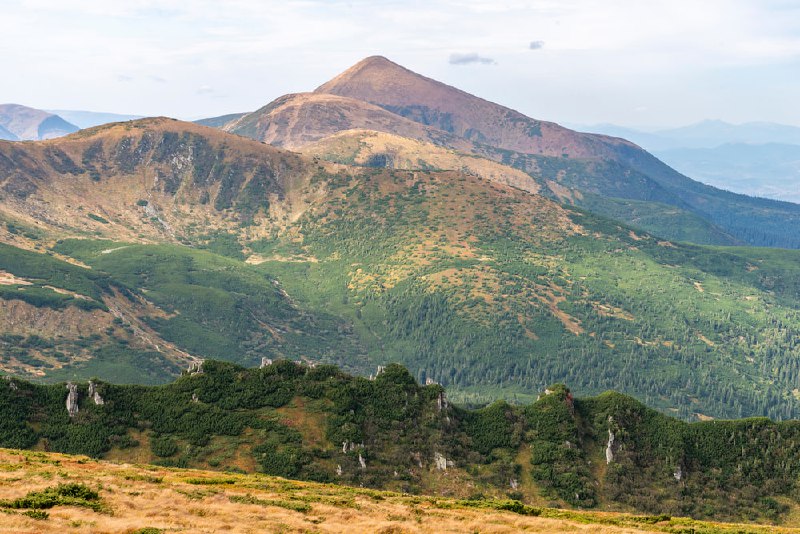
[
  {"x1": 0, "y1": 449, "x2": 795, "y2": 534},
  {"x1": 302, "y1": 129, "x2": 541, "y2": 194}
]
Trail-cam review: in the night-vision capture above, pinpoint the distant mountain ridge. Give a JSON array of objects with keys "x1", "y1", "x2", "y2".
[
  {"x1": 577, "y1": 119, "x2": 800, "y2": 150},
  {"x1": 655, "y1": 142, "x2": 800, "y2": 204},
  {"x1": 0, "y1": 104, "x2": 79, "y2": 140},
  {"x1": 47, "y1": 109, "x2": 144, "y2": 129},
  {"x1": 577, "y1": 120, "x2": 800, "y2": 204},
  {"x1": 0, "y1": 123, "x2": 17, "y2": 141}
]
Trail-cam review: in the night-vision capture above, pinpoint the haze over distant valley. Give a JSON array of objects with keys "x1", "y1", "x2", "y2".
[{"x1": 577, "y1": 120, "x2": 800, "y2": 203}]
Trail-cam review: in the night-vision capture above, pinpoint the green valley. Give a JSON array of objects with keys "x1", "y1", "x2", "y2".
[{"x1": 1, "y1": 119, "x2": 800, "y2": 421}]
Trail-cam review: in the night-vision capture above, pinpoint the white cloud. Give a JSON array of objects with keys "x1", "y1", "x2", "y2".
[{"x1": 449, "y1": 53, "x2": 496, "y2": 65}]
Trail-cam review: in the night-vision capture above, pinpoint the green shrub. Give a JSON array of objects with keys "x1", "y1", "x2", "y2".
[
  {"x1": 150, "y1": 435, "x2": 178, "y2": 458},
  {"x1": 0, "y1": 483, "x2": 103, "y2": 512},
  {"x1": 22, "y1": 509, "x2": 49, "y2": 520}
]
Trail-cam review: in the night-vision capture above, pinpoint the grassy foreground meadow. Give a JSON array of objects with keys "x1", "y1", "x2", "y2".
[{"x1": 0, "y1": 448, "x2": 794, "y2": 534}]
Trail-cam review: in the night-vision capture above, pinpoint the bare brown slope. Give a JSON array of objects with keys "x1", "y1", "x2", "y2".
[
  {"x1": 301, "y1": 128, "x2": 541, "y2": 194},
  {"x1": 0, "y1": 117, "x2": 329, "y2": 245},
  {"x1": 224, "y1": 92, "x2": 476, "y2": 152},
  {"x1": 315, "y1": 56, "x2": 635, "y2": 159}
]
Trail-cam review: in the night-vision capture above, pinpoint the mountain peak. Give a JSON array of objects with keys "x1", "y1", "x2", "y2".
[
  {"x1": 314, "y1": 55, "x2": 422, "y2": 99},
  {"x1": 313, "y1": 56, "x2": 635, "y2": 159},
  {"x1": 354, "y1": 55, "x2": 396, "y2": 67}
]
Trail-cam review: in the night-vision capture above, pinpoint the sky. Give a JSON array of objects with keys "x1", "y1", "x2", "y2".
[{"x1": 2, "y1": 0, "x2": 800, "y2": 128}]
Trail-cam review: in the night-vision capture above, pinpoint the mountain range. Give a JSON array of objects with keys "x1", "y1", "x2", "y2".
[
  {"x1": 4, "y1": 55, "x2": 800, "y2": 526},
  {"x1": 46, "y1": 109, "x2": 143, "y2": 129},
  {"x1": 578, "y1": 120, "x2": 800, "y2": 151},
  {"x1": 0, "y1": 110, "x2": 798, "y2": 420},
  {"x1": 0, "y1": 57, "x2": 800, "y2": 418},
  {"x1": 203, "y1": 56, "x2": 800, "y2": 249}
]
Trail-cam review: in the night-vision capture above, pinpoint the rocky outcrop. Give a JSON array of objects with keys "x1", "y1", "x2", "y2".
[
  {"x1": 88, "y1": 381, "x2": 104, "y2": 405},
  {"x1": 341, "y1": 440, "x2": 364, "y2": 453},
  {"x1": 370, "y1": 365, "x2": 386, "y2": 380},
  {"x1": 3, "y1": 376, "x2": 17, "y2": 391},
  {"x1": 260, "y1": 357, "x2": 273, "y2": 368},
  {"x1": 434, "y1": 452, "x2": 449, "y2": 470},
  {"x1": 187, "y1": 360, "x2": 204, "y2": 375},
  {"x1": 66, "y1": 382, "x2": 79, "y2": 417},
  {"x1": 436, "y1": 391, "x2": 448, "y2": 412},
  {"x1": 605, "y1": 429, "x2": 616, "y2": 464},
  {"x1": 674, "y1": 466, "x2": 683, "y2": 481}
]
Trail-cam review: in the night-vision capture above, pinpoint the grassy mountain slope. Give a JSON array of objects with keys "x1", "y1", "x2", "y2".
[
  {"x1": 3, "y1": 361, "x2": 800, "y2": 525},
  {"x1": 577, "y1": 194, "x2": 739, "y2": 245},
  {"x1": 0, "y1": 238, "x2": 365, "y2": 384},
  {"x1": 300, "y1": 128, "x2": 541, "y2": 193},
  {"x1": 241, "y1": 165, "x2": 800, "y2": 419},
  {"x1": 2, "y1": 450, "x2": 786, "y2": 534},
  {"x1": 308, "y1": 56, "x2": 800, "y2": 248},
  {"x1": 213, "y1": 58, "x2": 752, "y2": 247},
  {"x1": 3, "y1": 120, "x2": 800, "y2": 419},
  {"x1": 300, "y1": 128, "x2": 736, "y2": 246},
  {"x1": 221, "y1": 92, "x2": 476, "y2": 152},
  {"x1": 0, "y1": 117, "x2": 333, "y2": 244},
  {"x1": 0, "y1": 242, "x2": 196, "y2": 383}
]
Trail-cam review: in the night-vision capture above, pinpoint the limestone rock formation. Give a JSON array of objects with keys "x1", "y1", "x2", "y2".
[
  {"x1": 88, "y1": 381, "x2": 104, "y2": 405},
  {"x1": 187, "y1": 361, "x2": 204, "y2": 375},
  {"x1": 605, "y1": 429, "x2": 616, "y2": 464},
  {"x1": 436, "y1": 391, "x2": 448, "y2": 412},
  {"x1": 434, "y1": 452, "x2": 448, "y2": 470},
  {"x1": 66, "y1": 382, "x2": 79, "y2": 417},
  {"x1": 3, "y1": 376, "x2": 17, "y2": 391}
]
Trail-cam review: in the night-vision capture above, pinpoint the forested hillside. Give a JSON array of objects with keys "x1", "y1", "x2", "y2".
[
  {"x1": 2, "y1": 360, "x2": 800, "y2": 524},
  {"x1": 3, "y1": 119, "x2": 800, "y2": 420}
]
